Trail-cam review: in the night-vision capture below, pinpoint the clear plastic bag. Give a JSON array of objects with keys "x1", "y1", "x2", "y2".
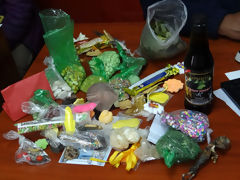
[
  {"x1": 110, "y1": 127, "x2": 140, "y2": 150},
  {"x1": 159, "y1": 109, "x2": 210, "y2": 142},
  {"x1": 3, "y1": 130, "x2": 51, "y2": 165},
  {"x1": 137, "y1": 0, "x2": 187, "y2": 60},
  {"x1": 58, "y1": 130, "x2": 107, "y2": 150},
  {"x1": 44, "y1": 56, "x2": 74, "y2": 100},
  {"x1": 134, "y1": 137, "x2": 160, "y2": 162},
  {"x1": 21, "y1": 89, "x2": 59, "y2": 120}
]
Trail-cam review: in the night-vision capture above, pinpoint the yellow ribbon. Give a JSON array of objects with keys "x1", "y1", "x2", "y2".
[
  {"x1": 90, "y1": 142, "x2": 140, "y2": 171},
  {"x1": 109, "y1": 142, "x2": 140, "y2": 171}
]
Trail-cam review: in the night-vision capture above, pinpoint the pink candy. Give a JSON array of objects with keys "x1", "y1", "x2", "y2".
[{"x1": 73, "y1": 102, "x2": 97, "y2": 113}]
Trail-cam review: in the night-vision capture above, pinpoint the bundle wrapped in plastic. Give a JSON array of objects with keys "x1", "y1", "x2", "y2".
[{"x1": 156, "y1": 128, "x2": 201, "y2": 168}]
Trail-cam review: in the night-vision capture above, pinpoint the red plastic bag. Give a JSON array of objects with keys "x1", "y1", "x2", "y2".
[{"x1": 1, "y1": 71, "x2": 54, "y2": 121}]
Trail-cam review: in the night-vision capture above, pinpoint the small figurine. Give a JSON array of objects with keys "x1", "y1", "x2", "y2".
[{"x1": 182, "y1": 136, "x2": 231, "y2": 180}]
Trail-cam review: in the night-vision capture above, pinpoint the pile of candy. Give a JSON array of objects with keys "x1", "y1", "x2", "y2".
[{"x1": 2, "y1": 9, "x2": 230, "y2": 180}]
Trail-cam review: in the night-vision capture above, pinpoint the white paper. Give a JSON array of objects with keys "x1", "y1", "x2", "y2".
[
  {"x1": 147, "y1": 113, "x2": 168, "y2": 144},
  {"x1": 213, "y1": 89, "x2": 240, "y2": 117},
  {"x1": 225, "y1": 70, "x2": 240, "y2": 80}
]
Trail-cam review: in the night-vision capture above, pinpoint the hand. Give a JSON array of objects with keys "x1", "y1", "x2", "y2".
[{"x1": 218, "y1": 12, "x2": 240, "y2": 40}]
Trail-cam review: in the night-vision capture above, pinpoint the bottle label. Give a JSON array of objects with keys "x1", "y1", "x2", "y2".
[{"x1": 185, "y1": 70, "x2": 213, "y2": 105}]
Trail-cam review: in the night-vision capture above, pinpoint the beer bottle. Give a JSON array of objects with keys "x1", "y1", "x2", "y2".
[{"x1": 184, "y1": 14, "x2": 214, "y2": 114}]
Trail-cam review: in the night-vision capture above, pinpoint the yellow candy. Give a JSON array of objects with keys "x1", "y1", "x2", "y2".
[
  {"x1": 64, "y1": 106, "x2": 76, "y2": 134},
  {"x1": 73, "y1": 98, "x2": 84, "y2": 105},
  {"x1": 149, "y1": 92, "x2": 169, "y2": 104},
  {"x1": 99, "y1": 110, "x2": 113, "y2": 124},
  {"x1": 112, "y1": 118, "x2": 140, "y2": 129}
]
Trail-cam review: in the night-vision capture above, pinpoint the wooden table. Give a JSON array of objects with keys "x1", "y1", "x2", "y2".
[{"x1": 1, "y1": 22, "x2": 240, "y2": 180}]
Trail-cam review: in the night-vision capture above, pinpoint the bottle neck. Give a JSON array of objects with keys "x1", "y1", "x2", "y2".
[{"x1": 189, "y1": 27, "x2": 209, "y2": 51}]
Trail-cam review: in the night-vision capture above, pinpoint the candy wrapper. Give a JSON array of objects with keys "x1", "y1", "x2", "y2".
[
  {"x1": 75, "y1": 30, "x2": 112, "y2": 55},
  {"x1": 15, "y1": 118, "x2": 63, "y2": 134},
  {"x1": 109, "y1": 78, "x2": 131, "y2": 101},
  {"x1": 125, "y1": 64, "x2": 179, "y2": 96},
  {"x1": 3, "y1": 130, "x2": 51, "y2": 165},
  {"x1": 59, "y1": 131, "x2": 107, "y2": 150},
  {"x1": 160, "y1": 109, "x2": 210, "y2": 142}
]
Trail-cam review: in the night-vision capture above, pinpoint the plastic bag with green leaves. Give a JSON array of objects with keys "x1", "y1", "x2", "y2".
[
  {"x1": 137, "y1": 0, "x2": 187, "y2": 60},
  {"x1": 156, "y1": 128, "x2": 201, "y2": 168}
]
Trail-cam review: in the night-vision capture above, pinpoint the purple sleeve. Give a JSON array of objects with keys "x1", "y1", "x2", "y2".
[{"x1": 2, "y1": 0, "x2": 36, "y2": 49}]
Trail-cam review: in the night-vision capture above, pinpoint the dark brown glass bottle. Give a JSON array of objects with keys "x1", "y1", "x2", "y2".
[{"x1": 184, "y1": 15, "x2": 214, "y2": 114}]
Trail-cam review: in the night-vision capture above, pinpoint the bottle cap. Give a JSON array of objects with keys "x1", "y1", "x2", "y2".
[
  {"x1": 192, "y1": 14, "x2": 207, "y2": 27},
  {"x1": 235, "y1": 51, "x2": 240, "y2": 63}
]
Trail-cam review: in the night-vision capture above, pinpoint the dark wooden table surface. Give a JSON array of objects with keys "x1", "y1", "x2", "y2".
[{"x1": 1, "y1": 22, "x2": 240, "y2": 180}]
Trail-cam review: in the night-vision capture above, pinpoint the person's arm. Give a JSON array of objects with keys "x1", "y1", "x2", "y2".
[
  {"x1": 2, "y1": 0, "x2": 35, "y2": 49},
  {"x1": 218, "y1": 12, "x2": 240, "y2": 40},
  {"x1": 181, "y1": 0, "x2": 228, "y2": 38}
]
